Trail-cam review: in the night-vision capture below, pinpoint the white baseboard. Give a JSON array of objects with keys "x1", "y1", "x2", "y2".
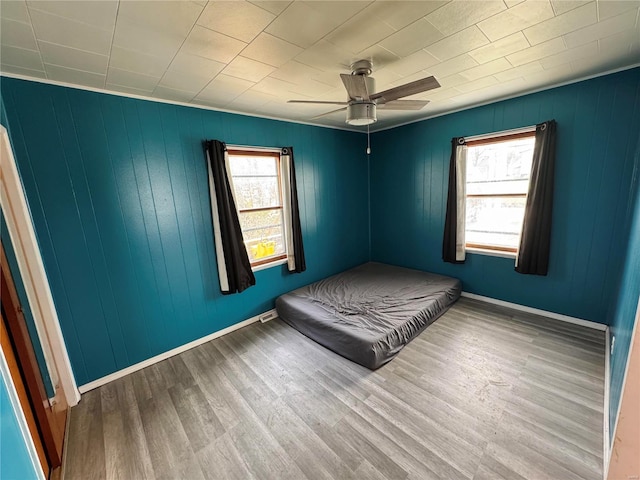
[
  {"x1": 604, "y1": 327, "x2": 611, "y2": 479},
  {"x1": 460, "y1": 292, "x2": 607, "y2": 331},
  {"x1": 78, "y1": 309, "x2": 278, "y2": 393}
]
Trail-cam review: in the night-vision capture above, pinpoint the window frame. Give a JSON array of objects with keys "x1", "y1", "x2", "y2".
[
  {"x1": 464, "y1": 130, "x2": 536, "y2": 255},
  {"x1": 227, "y1": 148, "x2": 288, "y2": 269}
]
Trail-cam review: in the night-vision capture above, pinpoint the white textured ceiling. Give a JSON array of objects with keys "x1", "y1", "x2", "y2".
[{"x1": 1, "y1": 0, "x2": 639, "y2": 131}]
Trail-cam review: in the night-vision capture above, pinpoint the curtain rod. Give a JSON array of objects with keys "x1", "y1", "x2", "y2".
[
  {"x1": 226, "y1": 144, "x2": 281, "y2": 153},
  {"x1": 464, "y1": 125, "x2": 536, "y2": 143}
]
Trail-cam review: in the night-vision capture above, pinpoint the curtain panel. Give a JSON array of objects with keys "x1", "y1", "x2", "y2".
[
  {"x1": 281, "y1": 147, "x2": 306, "y2": 273},
  {"x1": 515, "y1": 120, "x2": 557, "y2": 275},
  {"x1": 205, "y1": 140, "x2": 255, "y2": 294},
  {"x1": 442, "y1": 137, "x2": 467, "y2": 264}
]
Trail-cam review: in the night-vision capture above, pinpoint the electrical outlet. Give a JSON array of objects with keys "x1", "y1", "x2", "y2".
[{"x1": 611, "y1": 335, "x2": 615, "y2": 355}]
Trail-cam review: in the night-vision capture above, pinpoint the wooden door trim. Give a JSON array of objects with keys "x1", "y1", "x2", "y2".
[{"x1": 1, "y1": 243, "x2": 62, "y2": 468}]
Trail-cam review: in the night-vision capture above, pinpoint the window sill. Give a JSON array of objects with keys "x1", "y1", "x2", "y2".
[
  {"x1": 466, "y1": 247, "x2": 516, "y2": 259},
  {"x1": 252, "y1": 258, "x2": 288, "y2": 272}
]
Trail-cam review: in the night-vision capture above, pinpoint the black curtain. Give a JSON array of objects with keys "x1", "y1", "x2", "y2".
[
  {"x1": 205, "y1": 140, "x2": 255, "y2": 294},
  {"x1": 515, "y1": 120, "x2": 557, "y2": 275},
  {"x1": 442, "y1": 137, "x2": 466, "y2": 264},
  {"x1": 284, "y1": 147, "x2": 306, "y2": 273}
]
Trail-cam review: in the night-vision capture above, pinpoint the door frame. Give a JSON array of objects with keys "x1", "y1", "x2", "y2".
[
  {"x1": 0, "y1": 125, "x2": 80, "y2": 406},
  {"x1": 1, "y1": 243, "x2": 65, "y2": 469}
]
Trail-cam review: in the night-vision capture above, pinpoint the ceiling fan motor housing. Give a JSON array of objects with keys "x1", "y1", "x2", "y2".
[{"x1": 346, "y1": 102, "x2": 377, "y2": 125}]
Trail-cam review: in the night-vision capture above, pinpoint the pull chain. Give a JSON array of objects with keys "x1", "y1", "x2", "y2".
[{"x1": 366, "y1": 123, "x2": 371, "y2": 155}]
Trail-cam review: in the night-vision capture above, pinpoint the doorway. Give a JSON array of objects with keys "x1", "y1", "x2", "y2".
[{"x1": 1, "y1": 242, "x2": 67, "y2": 478}]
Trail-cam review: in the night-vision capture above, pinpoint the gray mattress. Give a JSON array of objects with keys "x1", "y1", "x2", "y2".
[{"x1": 275, "y1": 262, "x2": 461, "y2": 369}]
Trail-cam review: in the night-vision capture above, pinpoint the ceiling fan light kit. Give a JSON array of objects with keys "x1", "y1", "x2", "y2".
[
  {"x1": 288, "y1": 59, "x2": 441, "y2": 128},
  {"x1": 346, "y1": 102, "x2": 376, "y2": 125}
]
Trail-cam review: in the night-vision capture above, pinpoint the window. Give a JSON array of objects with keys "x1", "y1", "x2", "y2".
[
  {"x1": 227, "y1": 149, "x2": 288, "y2": 268},
  {"x1": 465, "y1": 132, "x2": 536, "y2": 254}
]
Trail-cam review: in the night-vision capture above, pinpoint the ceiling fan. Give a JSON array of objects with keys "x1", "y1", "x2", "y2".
[{"x1": 288, "y1": 59, "x2": 440, "y2": 126}]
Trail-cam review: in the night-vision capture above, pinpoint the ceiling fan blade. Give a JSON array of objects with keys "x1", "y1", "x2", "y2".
[
  {"x1": 311, "y1": 107, "x2": 348, "y2": 120},
  {"x1": 370, "y1": 76, "x2": 440, "y2": 102},
  {"x1": 377, "y1": 100, "x2": 430, "y2": 110},
  {"x1": 340, "y1": 74, "x2": 370, "y2": 101},
  {"x1": 288, "y1": 100, "x2": 349, "y2": 105}
]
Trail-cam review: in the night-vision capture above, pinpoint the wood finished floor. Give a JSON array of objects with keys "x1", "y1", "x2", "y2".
[{"x1": 63, "y1": 297, "x2": 605, "y2": 480}]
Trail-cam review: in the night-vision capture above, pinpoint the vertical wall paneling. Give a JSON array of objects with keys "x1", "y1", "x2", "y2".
[
  {"x1": 0, "y1": 211, "x2": 54, "y2": 397},
  {"x1": 370, "y1": 68, "x2": 640, "y2": 323},
  {"x1": 1, "y1": 78, "x2": 369, "y2": 385},
  {"x1": 608, "y1": 131, "x2": 640, "y2": 441}
]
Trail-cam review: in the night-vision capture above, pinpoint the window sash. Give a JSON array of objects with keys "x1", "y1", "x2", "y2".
[
  {"x1": 464, "y1": 132, "x2": 534, "y2": 254},
  {"x1": 228, "y1": 149, "x2": 286, "y2": 267},
  {"x1": 465, "y1": 192, "x2": 527, "y2": 252},
  {"x1": 238, "y1": 205, "x2": 283, "y2": 213},
  {"x1": 466, "y1": 193, "x2": 526, "y2": 199},
  {"x1": 466, "y1": 243, "x2": 518, "y2": 253}
]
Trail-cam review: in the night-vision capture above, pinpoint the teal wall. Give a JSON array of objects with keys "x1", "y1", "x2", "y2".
[
  {"x1": 370, "y1": 68, "x2": 640, "y2": 323},
  {"x1": 1, "y1": 101, "x2": 54, "y2": 398},
  {"x1": 0, "y1": 77, "x2": 369, "y2": 386},
  {"x1": 2, "y1": 68, "x2": 640, "y2": 442},
  {"x1": 0, "y1": 213, "x2": 54, "y2": 397},
  {"x1": 0, "y1": 369, "x2": 41, "y2": 480},
  {"x1": 608, "y1": 132, "x2": 640, "y2": 440}
]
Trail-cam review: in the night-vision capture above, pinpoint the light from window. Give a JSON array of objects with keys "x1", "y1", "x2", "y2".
[
  {"x1": 465, "y1": 133, "x2": 535, "y2": 253},
  {"x1": 228, "y1": 150, "x2": 287, "y2": 267}
]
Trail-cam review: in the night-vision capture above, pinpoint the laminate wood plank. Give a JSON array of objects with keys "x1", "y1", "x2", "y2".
[
  {"x1": 102, "y1": 398, "x2": 137, "y2": 480},
  {"x1": 64, "y1": 300, "x2": 605, "y2": 480},
  {"x1": 496, "y1": 411, "x2": 602, "y2": 480},
  {"x1": 102, "y1": 378, "x2": 155, "y2": 480},
  {"x1": 64, "y1": 389, "x2": 106, "y2": 480},
  {"x1": 293, "y1": 409, "x2": 366, "y2": 472},
  {"x1": 140, "y1": 387, "x2": 204, "y2": 480},
  {"x1": 354, "y1": 460, "x2": 392, "y2": 480},
  {"x1": 334, "y1": 416, "x2": 409, "y2": 479},
  {"x1": 130, "y1": 368, "x2": 153, "y2": 404},
  {"x1": 509, "y1": 382, "x2": 603, "y2": 429},
  {"x1": 199, "y1": 340, "x2": 228, "y2": 365},
  {"x1": 167, "y1": 384, "x2": 225, "y2": 453},
  {"x1": 522, "y1": 355, "x2": 604, "y2": 394},
  {"x1": 347, "y1": 399, "x2": 471, "y2": 479},
  {"x1": 472, "y1": 454, "x2": 528, "y2": 480},
  {"x1": 196, "y1": 434, "x2": 256, "y2": 480},
  {"x1": 518, "y1": 367, "x2": 603, "y2": 411},
  {"x1": 135, "y1": 398, "x2": 173, "y2": 478},
  {"x1": 484, "y1": 438, "x2": 589, "y2": 480},
  {"x1": 354, "y1": 371, "x2": 489, "y2": 453},
  {"x1": 228, "y1": 415, "x2": 308, "y2": 480},
  {"x1": 179, "y1": 349, "x2": 241, "y2": 431},
  {"x1": 254, "y1": 398, "x2": 356, "y2": 480},
  {"x1": 503, "y1": 396, "x2": 603, "y2": 457},
  {"x1": 168, "y1": 355, "x2": 196, "y2": 388},
  {"x1": 362, "y1": 392, "x2": 484, "y2": 474}
]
